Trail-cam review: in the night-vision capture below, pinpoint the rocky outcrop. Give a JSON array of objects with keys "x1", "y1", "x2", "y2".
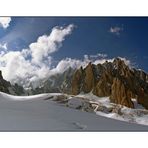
[
  {"x1": 0, "y1": 71, "x2": 12, "y2": 94},
  {"x1": 71, "y1": 67, "x2": 84, "y2": 95},
  {"x1": 93, "y1": 72, "x2": 112, "y2": 97},
  {"x1": 71, "y1": 58, "x2": 148, "y2": 109},
  {"x1": 82, "y1": 63, "x2": 95, "y2": 93},
  {"x1": 71, "y1": 63, "x2": 96, "y2": 94},
  {"x1": 110, "y1": 78, "x2": 134, "y2": 108},
  {"x1": 0, "y1": 70, "x2": 25, "y2": 95},
  {"x1": 28, "y1": 57, "x2": 148, "y2": 109},
  {"x1": 0, "y1": 71, "x2": 3, "y2": 79}
]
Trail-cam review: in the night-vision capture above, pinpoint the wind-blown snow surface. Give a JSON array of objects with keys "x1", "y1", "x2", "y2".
[{"x1": 0, "y1": 92, "x2": 148, "y2": 131}]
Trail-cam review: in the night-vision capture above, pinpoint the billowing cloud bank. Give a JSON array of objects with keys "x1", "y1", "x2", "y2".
[{"x1": 0, "y1": 24, "x2": 131, "y2": 88}]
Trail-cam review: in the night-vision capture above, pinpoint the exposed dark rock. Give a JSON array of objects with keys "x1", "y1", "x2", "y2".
[
  {"x1": 71, "y1": 66, "x2": 84, "y2": 95},
  {"x1": 0, "y1": 70, "x2": 25, "y2": 95},
  {"x1": 82, "y1": 62, "x2": 95, "y2": 93}
]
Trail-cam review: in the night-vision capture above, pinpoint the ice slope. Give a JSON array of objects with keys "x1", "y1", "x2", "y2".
[{"x1": 0, "y1": 91, "x2": 148, "y2": 131}]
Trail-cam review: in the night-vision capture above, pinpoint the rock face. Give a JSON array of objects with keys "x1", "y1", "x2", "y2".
[
  {"x1": 71, "y1": 67, "x2": 84, "y2": 95},
  {"x1": 110, "y1": 78, "x2": 134, "y2": 108},
  {"x1": 0, "y1": 71, "x2": 12, "y2": 94},
  {"x1": 28, "y1": 57, "x2": 148, "y2": 109},
  {"x1": 0, "y1": 70, "x2": 25, "y2": 95},
  {"x1": 71, "y1": 58, "x2": 148, "y2": 109},
  {"x1": 83, "y1": 63, "x2": 95, "y2": 93},
  {"x1": 93, "y1": 72, "x2": 112, "y2": 97}
]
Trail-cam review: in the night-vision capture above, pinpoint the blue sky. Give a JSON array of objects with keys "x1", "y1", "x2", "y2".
[
  {"x1": 0, "y1": 17, "x2": 148, "y2": 86},
  {"x1": 0, "y1": 17, "x2": 148, "y2": 70}
]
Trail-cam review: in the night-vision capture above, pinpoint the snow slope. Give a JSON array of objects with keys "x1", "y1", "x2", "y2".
[
  {"x1": 0, "y1": 91, "x2": 61, "y2": 101},
  {"x1": 0, "y1": 91, "x2": 148, "y2": 131},
  {"x1": 76, "y1": 93, "x2": 148, "y2": 126}
]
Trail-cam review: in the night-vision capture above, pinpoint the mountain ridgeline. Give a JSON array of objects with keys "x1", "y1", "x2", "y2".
[
  {"x1": 30, "y1": 58, "x2": 148, "y2": 109},
  {"x1": 71, "y1": 58, "x2": 148, "y2": 109},
  {"x1": 1, "y1": 58, "x2": 148, "y2": 109}
]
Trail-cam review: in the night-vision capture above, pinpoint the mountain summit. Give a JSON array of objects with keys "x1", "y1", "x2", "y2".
[
  {"x1": 1, "y1": 57, "x2": 148, "y2": 109},
  {"x1": 71, "y1": 58, "x2": 148, "y2": 109}
]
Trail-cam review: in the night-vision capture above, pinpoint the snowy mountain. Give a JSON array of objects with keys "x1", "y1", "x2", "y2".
[
  {"x1": 2, "y1": 57, "x2": 148, "y2": 110},
  {"x1": 1, "y1": 57, "x2": 148, "y2": 130},
  {"x1": 30, "y1": 57, "x2": 148, "y2": 110},
  {"x1": 0, "y1": 91, "x2": 148, "y2": 131}
]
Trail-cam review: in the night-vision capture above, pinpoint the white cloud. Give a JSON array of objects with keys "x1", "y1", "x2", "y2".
[
  {"x1": 0, "y1": 24, "x2": 131, "y2": 88},
  {"x1": 0, "y1": 17, "x2": 11, "y2": 29},
  {"x1": 30, "y1": 24, "x2": 74, "y2": 66},
  {"x1": 118, "y1": 57, "x2": 131, "y2": 66},
  {"x1": 0, "y1": 43, "x2": 8, "y2": 57},
  {"x1": 83, "y1": 54, "x2": 131, "y2": 67},
  {"x1": 0, "y1": 24, "x2": 75, "y2": 87},
  {"x1": 52, "y1": 54, "x2": 112, "y2": 74},
  {"x1": 93, "y1": 56, "x2": 131, "y2": 66},
  {"x1": 0, "y1": 43, "x2": 7, "y2": 50},
  {"x1": 109, "y1": 26, "x2": 123, "y2": 35},
  {"x1": 51, "y1": 58, "x2": 84, "y2": 74},
  {"x1": 88, "y1": 53, "x2": 108, "y2": 59},
  {"x1": 84, "y1": 53, "x2": 109, "y2": 64},
  {"x1": 84, "y1": 54, "x2": 112, "y2": 65}
]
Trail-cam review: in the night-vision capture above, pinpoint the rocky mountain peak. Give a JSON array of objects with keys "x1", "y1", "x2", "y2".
[
  {"x1": 22, "y1": 57, "x2": 148, "y2": 109},
  {"x1": 113, "y1": 57, "x2": 125, "y2": 65},
  {"x1": 71, "y1": 58, "x2": 148, "y2": 109}
]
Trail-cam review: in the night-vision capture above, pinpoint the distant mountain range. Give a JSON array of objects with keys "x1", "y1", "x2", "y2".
[{"x1": 1, "y1": 57, "x2": 148, "y2": 109}]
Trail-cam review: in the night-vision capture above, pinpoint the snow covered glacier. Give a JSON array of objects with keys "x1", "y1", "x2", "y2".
[{"x1": 0, "y1": 91, "x2": 148, "y2": 131}]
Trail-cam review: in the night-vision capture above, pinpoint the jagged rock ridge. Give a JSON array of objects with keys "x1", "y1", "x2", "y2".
[
  {"x1": 22, "y1": 57, "x2": 148, "y2": 109},
  {"x1": 71, "y1": 58, "x2": 148, "y2": 109}
]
